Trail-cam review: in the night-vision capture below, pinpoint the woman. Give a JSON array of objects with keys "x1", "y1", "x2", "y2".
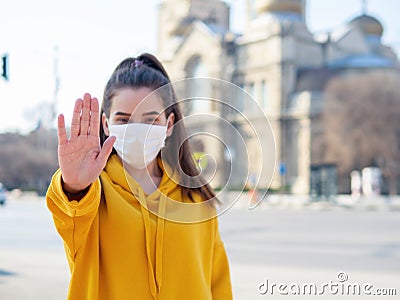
[{"x1": 46, "y1": 53, "x2": 233, "y2": 300}]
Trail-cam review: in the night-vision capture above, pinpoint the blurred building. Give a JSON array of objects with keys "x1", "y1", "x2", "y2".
[{"x1": 157, "y1": 0, "x2": 400, "y2": 194}]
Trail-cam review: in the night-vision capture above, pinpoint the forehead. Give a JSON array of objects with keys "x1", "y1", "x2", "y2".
[{"x1": 110, "y1": 87, "x2": 164, "y2": 115}]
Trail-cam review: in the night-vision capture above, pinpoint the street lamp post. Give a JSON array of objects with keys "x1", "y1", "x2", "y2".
[{"x1": 1, "y1": 54, "x2": 9, "y2": 81}]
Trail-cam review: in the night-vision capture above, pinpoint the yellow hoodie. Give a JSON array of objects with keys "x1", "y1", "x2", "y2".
[{"x1": 46, "y1": 154, "x2": 233, "y2": 300}]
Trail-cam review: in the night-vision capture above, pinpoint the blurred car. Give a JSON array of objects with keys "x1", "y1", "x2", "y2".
[{"x1": 0, "y1": 182, "x2": 6, "y2": 205}]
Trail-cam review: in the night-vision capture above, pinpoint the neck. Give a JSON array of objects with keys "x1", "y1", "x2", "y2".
[{"x1": 124, "y1": 157, "x2": 163, "y2": 194}]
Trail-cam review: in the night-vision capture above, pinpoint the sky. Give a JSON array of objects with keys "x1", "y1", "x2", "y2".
[{"x1": 0, "y1": 0, "x2": 399, "y2": 134}]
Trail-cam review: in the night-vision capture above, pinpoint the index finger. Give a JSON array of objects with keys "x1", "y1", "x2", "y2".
[{"x1": 89, "y1": 97, "x2": 100, "y2": 137}]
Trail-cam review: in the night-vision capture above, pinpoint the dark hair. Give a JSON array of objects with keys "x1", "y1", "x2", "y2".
[{"x1": 100, "y1": 53, "x2": 215, "y2": 202}]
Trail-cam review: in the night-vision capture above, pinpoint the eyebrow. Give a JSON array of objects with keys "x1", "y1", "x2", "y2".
[
  {"x1": 113, "y1": 111, "x2": 162, "y2": 118},
  {"x1": 142, "y1": 111, "x2": 161, "y2": 117},
  {"x1": 113, "y1": 112, "x2": 131, "y2": 117}
]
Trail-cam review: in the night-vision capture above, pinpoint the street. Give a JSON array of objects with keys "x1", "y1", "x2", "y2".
[{"x1": 0, "y1": 198, "x2": 399, "y2": 299}]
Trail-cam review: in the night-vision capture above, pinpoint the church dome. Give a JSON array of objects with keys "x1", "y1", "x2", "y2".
[
  {"x1": 255, "y1": 0, "x2": 303, "y2": 15},
  {"x1": 349, "y1": 15, "x2": 383, "y2": 36}
]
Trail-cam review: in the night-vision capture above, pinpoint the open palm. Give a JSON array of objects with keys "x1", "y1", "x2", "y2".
[{"x1": 57, "y1": 93, "x2": 115, "y2": 193}]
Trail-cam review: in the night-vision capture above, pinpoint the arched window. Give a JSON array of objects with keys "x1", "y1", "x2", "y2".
[{"x1": 185, "y1": 56, "x2": 211, "y2": 113}]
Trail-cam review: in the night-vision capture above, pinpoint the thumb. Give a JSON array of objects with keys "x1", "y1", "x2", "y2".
[{"x1": 97, "y1": 136, "x2": 116, "y2": 164}]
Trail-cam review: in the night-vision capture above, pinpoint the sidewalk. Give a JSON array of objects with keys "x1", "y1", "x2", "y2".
[{"x1": 0, "y1": 249, "x2": 69, "y2": 300}]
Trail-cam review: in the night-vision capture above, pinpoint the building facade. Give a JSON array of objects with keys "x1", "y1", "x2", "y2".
[{"x1": 157, "y1": 0, "x2": 399, "y2": 194}]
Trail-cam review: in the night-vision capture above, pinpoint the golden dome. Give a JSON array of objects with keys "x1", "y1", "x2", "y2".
[
  {"x1": 350, "y1": 15, "x2": 383, "y2": 36},
  {"x1": 255, "y1": 0, "x2": 303, "y2": 15}
]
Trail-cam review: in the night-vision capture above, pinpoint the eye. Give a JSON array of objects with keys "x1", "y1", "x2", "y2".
[
  {"x1": 115, "y1": 117, "x2": 129, "y2": 124},
  {"x1": 144, "y1": 118, "x2": 156, "y2": 124}
]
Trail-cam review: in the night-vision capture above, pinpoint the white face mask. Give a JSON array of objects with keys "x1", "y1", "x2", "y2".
[{"x1": 108, "y1": 122, "x2": 168, "y2": 170}]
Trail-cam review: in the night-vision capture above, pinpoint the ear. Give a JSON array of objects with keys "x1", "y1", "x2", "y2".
[
  {"x1": 166, "y1": 113, "x2": 175, "y2": 137},
  {"x1": 102, "y1": 113, "x2": 110, "y2": 136}
]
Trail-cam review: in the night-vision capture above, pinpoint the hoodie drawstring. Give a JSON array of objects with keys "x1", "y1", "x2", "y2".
[
  {"x1": 138, "y1": 187, "x2": 166, "y2": 299},
  {"x1": 155, "y1": 187, "x2": 167, "y2": 293}
]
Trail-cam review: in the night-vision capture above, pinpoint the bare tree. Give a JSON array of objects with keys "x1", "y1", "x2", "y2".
[
  {"x1": 321, "y1": 71, "x2": 400, "y2": 195},
  {"x1": 0, "y1": 129, "x2": 58, "y2": 195}
]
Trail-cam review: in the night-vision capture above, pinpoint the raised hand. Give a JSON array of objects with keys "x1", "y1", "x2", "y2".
[{"x1": 57, "y1": 93, "x2": 115, "y2": 194}]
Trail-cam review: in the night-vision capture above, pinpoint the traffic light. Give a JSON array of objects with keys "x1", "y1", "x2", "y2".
[{"x1": 2, "y1": 54, "x2": 9, "y2": 81}]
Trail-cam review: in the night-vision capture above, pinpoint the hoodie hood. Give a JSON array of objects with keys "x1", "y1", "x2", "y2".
[{"x1": 105, "y1": 154, "x2": 217, "y2": 223}]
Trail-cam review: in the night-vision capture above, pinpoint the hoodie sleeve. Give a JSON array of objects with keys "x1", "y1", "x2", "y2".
[
  {"x1": 211, "y1": 219, "x2": 233, "y2": 300},
  {"x1": 46, "y1": 169, "x2": 101, "y2": 259}
]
